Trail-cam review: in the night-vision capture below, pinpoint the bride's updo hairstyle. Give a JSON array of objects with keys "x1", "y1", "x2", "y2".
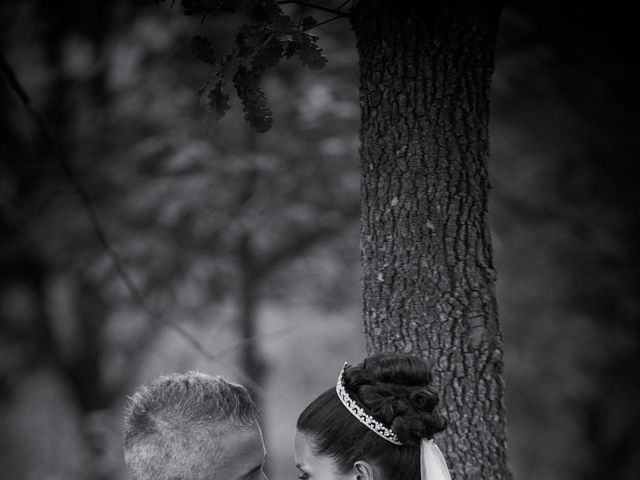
[{"x1": 297, "y1": 353, "x2": 447, "y2": 480}]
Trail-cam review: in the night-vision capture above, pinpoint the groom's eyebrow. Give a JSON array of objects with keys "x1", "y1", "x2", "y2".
[
  {"x1": 244, "y1": 465, "x2": 260, "y2": 476},
  {"x1": 242, "y1": 464, "x2": 262, "y2": 479},
  {"x1": 243, "y1": 454, "x2": 267, "y2": 478}
]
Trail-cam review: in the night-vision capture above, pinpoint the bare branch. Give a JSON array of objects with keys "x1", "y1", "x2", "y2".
[
  {"x1": 308, "y1": 14, "x2": 343, "y2": 30},
  {"x1": 257, "y1": 203, "x2": 359, "y2": 276},
  {"x1": 277, "y1": 0, "x2": 350, "y2": 17},
  {"x1": 209, "y1": 326, "x2": 296, "y2": 359},
  {"x1": 1, "y1": 55, "x2": 30, "y2": 105}
]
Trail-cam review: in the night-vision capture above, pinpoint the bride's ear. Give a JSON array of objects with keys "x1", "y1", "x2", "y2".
[{"x1": 353, "y1": 460, "x2": 375, "y2": 480}]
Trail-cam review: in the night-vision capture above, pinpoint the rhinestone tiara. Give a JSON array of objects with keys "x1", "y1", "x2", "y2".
[{"x1": 335, "y1": 362, "x2": 402, "y2": 445}]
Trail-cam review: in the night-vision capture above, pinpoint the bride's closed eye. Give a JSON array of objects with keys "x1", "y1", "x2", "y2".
[{"x1": 297, "y1": 473, "x2": 309, "y2": 480}]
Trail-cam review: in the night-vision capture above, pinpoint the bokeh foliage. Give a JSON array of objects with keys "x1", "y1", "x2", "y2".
[{"x1": 1, "y1": 1, "x2": 638, "y2": 479}]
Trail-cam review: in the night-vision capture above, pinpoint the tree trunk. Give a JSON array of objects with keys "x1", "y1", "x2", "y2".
[
  {"x1": 67, "y1": 275, "x2": 111, "y2": 412},
  {"x1": 236, "y1": 234, "x2": 266, "y2": 410},
  {"x1": 350, "y1": 1, "x2": 509, "y2": 478}
]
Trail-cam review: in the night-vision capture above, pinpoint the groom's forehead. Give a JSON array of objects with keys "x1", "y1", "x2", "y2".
[
  {"x1": 210, "y1": 422, "x2": 265, "y2": 479},
  {"x1": 221, "y1": 422, "x2": 263, "y2": 446}
]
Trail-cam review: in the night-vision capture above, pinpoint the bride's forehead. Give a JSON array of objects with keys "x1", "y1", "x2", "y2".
[
  {"x1": 294, "y1": 431, "x2": 314, "y2": 460},
  {"x1": 294, "y1": 430, "x2": 309, "y2": 451},
  {"x1": 294, "y1": 432, "x2": 337, "y2": 469}
]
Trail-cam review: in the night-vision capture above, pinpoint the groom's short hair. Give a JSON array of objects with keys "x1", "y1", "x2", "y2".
[{"x1": 123, "y1": 371, "x2": 258, "y2": 480}]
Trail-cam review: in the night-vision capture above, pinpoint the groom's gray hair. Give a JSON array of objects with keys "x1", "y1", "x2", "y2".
[{"x1": 123, "y1": 371, "x2": 258, "y2": 480}]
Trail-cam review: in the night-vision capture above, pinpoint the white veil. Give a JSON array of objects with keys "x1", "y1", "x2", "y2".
[{"x1": 420, "y1": 439, "x2": 452, "y2": 480}]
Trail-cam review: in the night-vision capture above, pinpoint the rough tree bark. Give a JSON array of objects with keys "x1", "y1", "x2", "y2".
[{"x1": 350, "y1": 1, "x2": 509, "y2": 478}]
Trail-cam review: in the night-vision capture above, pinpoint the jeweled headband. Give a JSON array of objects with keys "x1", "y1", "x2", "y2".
[{"x1": 335, "y1": 362, "x2": 402, "y2": 445}]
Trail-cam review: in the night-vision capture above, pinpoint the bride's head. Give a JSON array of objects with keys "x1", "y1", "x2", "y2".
[{"x1": 295, "y1": 353, "x2": 446, "y2": 480}]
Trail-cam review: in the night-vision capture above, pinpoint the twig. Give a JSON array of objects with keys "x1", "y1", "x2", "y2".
[
  {"x1": 277, "y1": 0, "x2": 349, "y2": 17},
  {"x1": 297, "y1": 3, "x2": 307, "y2": 28},
  {"x1": 209, "y1": 326, "x2": 296, "y2": 359},
  {"x1": 257, "y1": 204, "x2": 359, "y2": 276},
  {"x1": 1, "y1": 59, "x2": 29, "y2": 104},
  {"x1": 308, "y1": 14, "x2": 343, "y2": 30}
]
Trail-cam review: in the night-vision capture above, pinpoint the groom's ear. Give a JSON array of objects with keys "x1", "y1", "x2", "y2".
[{"x1": 353, "y1": 460, "x2": 375, "y2": 480}]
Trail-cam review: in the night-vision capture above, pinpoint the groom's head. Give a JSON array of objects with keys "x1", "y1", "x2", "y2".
[{"x1": 124, "y1": 372, "x2": 267, "y2": 480}]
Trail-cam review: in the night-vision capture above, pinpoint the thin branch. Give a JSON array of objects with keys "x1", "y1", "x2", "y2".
[
  {"x1": 257, "y1": 204, "x2": 359, "y2": 277},
  {"x1": 296, "y1": 2, "x2": 307, "y2": 28},
  {"x1": 0, "y1": 54, "x2": 267, "y2": 395},
  {"x1": 1, "y1": 57, "x2": 30, "y2": 105},
  {"x1": 209, "y1": 326, "x2": 296, "y2": 359},
  {"x1": 253, "y1": 32, "x2": 277, "y2": 59},
  {"x1": 308, "y1": 14, "x2": 343, "y2": 30},
  {"x1": 277, "y1": 0, "x2": 349, "y2": 17}
]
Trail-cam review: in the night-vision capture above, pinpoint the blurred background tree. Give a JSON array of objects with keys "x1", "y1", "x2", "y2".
[
  {"x1": 0, "y1": 1, "x2": 638, "y2": 480},
  {"x1": 1, "y1": 1, "x2": 361, "y2": 478}
]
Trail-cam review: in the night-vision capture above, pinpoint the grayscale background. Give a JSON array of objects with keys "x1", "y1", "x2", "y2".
[{"x1": 1, "y1": 1, "x2": 637, "y2": 479}]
